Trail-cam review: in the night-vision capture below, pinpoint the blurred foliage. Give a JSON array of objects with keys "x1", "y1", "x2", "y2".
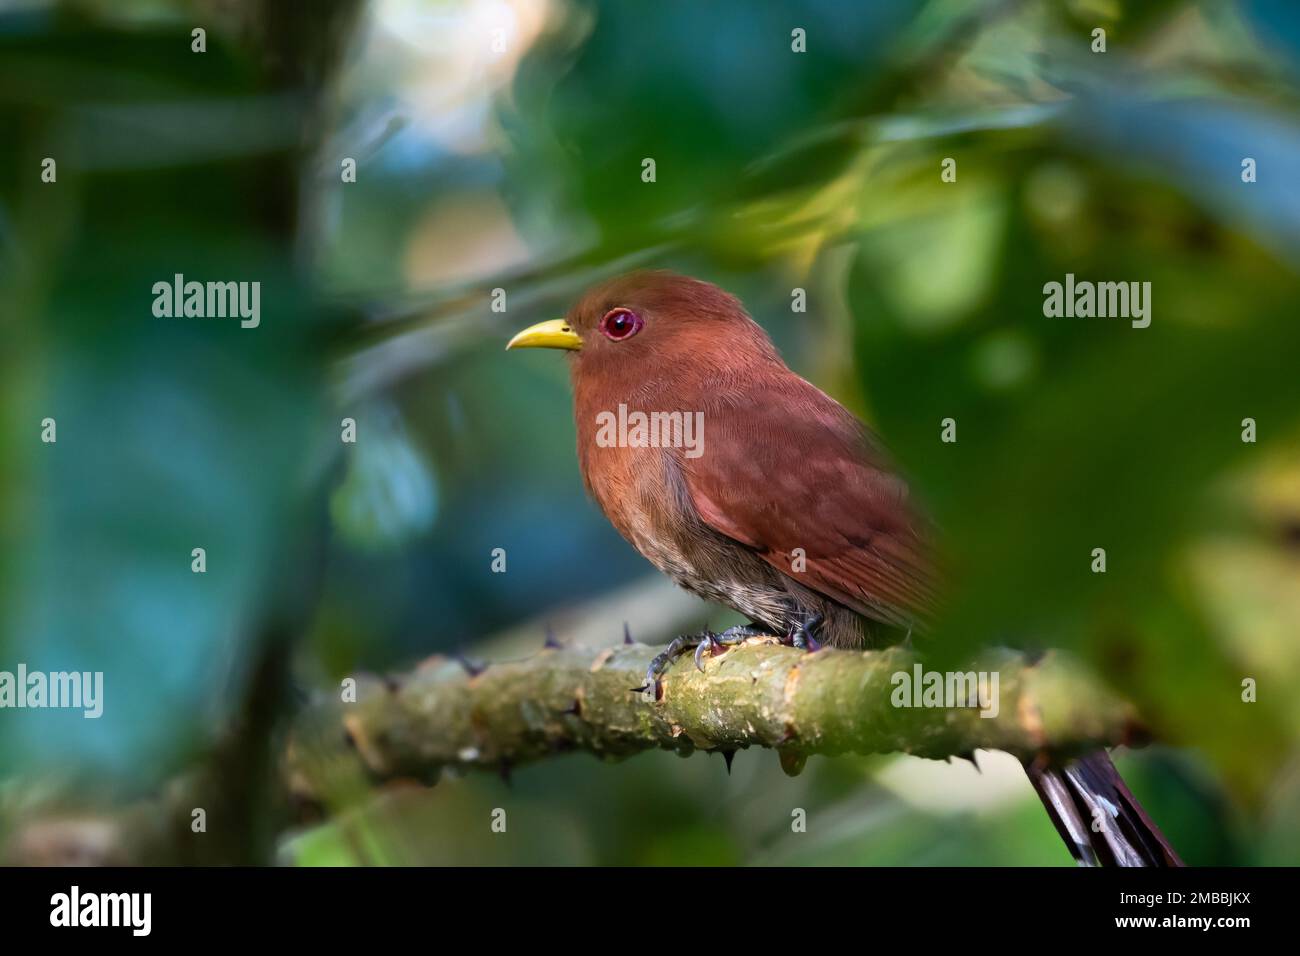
[
  {"x1": 2, "y1": 0, "x2": 1299, "y2": 864},
  {"x1": 0, "y1": 7, "x2": 330, "y2": 785}
]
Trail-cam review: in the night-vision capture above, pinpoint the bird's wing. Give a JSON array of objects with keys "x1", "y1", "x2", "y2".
[{"x1": 680, "y1": 379, "x2": 937, "y2": 628}]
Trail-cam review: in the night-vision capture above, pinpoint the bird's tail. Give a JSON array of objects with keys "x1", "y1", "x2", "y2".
[{"x1": 1025, "y1": 749, "x2": 1183, "y2": 867}]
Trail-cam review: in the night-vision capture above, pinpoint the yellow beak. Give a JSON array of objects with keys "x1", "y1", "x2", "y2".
[{"x1": 506, "y1": 318, "x2": 582, "y2": 352}]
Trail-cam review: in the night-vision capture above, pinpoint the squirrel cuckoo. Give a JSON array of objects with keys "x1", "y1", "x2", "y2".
[{"x1": 508, "y1": 270, "x2": 1182, "y2": 867}]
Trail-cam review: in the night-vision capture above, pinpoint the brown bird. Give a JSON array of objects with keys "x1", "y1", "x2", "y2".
[{"x1": 508, "y1": 270, "x2": 1181, "y2": 867}]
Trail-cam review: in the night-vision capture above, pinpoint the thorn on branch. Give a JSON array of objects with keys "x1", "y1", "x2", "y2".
[
  {"x1": 456, "y1": 653, "x2": 487, "y2": 678},
  {"x1": 721, "y1": 749, "x2": 736, "y2": 775}
]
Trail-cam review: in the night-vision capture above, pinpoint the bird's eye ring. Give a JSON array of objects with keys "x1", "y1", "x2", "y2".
[{"x1": 598, "y1": 308, "x2": 643, "y2": 342}]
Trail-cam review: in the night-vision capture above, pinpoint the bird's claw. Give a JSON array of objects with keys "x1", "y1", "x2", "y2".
[
  {"x1": 641, "y1": 624, "x2": 770, "y2": 692},
  {"x1": 644, "y1": 632, "x2": 708, "y2": 688},
  {"x1": 633, "y1": 619, "x2": 817, "y2": 698},
  {"x1": 787, "y1": 613, "x2": 825, "y2": 652},
  {"x1": 693, "y1": 633, "x2": 722, "y2": 672}
]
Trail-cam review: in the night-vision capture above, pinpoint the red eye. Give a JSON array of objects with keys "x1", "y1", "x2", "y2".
[{"x1": 599, "y1": 307, "x2": 643, "y2": 342}]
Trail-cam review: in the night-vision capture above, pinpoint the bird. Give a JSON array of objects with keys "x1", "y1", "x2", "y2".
[{"x1": 507, "y1": 270, "x2": 1182, "y2": 867}]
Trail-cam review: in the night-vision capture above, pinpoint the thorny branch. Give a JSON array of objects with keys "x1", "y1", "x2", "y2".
[
  {"x1": 287, "y1": 638, "x2": 1147, "y2": 802},
  {"x1": 3, "y1": 638, "x2": 1147, "y2": 863}
]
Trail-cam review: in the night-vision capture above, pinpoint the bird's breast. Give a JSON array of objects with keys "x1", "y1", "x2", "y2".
[
  {"x1": 577, "y1": 425, "x2": 685, "y2": 566},
  {"x1": 573, "y1": 408, "x2": 798, "y2": 631},
  {"x1": 573, "y1": 396, "x2": 710, "y2": 572}
]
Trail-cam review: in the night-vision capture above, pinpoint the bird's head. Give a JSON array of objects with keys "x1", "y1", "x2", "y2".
[{"x1": 506, "y1": 271, "x2": 781, "y2": 385}]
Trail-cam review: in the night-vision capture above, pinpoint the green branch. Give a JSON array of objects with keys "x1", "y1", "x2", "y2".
[{"x1": 287, "y1": 639, "x2": 1145, "y2": 801}]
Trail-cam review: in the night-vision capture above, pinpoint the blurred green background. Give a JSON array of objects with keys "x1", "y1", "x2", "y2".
[{"x1": 1, "y1": 0, "x2": 1298, "y2": 865}]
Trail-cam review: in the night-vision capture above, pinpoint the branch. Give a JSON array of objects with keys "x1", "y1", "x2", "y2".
[{"x1": 287, "y1": 639, "x2": 1147, "y2": 801}]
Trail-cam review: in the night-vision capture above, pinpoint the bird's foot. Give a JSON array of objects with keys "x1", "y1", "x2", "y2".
[
  {"x1": 716, "y1": 622, "x2": 770, "y2": 643},
  {"x1": 688, "y1": 623, "x2": 773, "y2": 670},
  {"x1": 785, "y1": 613, "x2": 825, "y2": 652},
  {"x1": 633, "y1": 623, "x2": 768, "y2": 694}
]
